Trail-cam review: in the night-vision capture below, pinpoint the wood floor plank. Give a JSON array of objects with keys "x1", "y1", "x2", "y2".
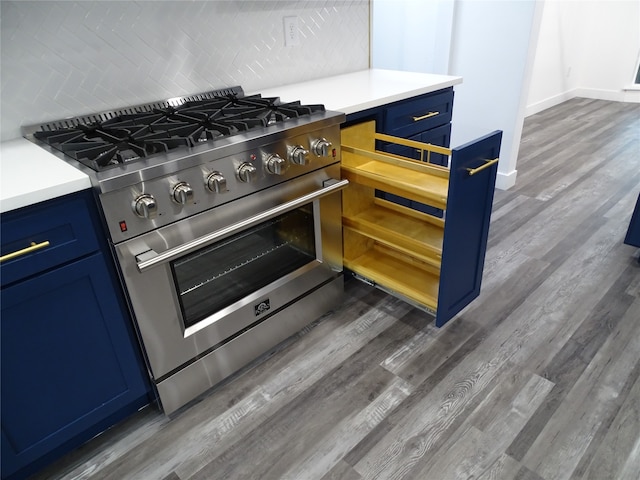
[
  {"x1": 477, "y1": 453, "x2": 523, "y2": 480},
  {"x1": 492, "y1": 160, "x2": 640, "y2": 264},
  {"x1": 277, "y1": 376, "x2": 412, "y2": 480},
  {"x1": 379, "y1": 327, "x2": 439, "y2": 379},
  {"x1": 412, "y1": 373, "x2": 553, "y2": 480},
  {"x1": 464, "y1": 251, "x2": 551, "y2": 326},
  {"x1": 320, "y1": 460, "x2": 363, "y2": 480},
  {"x1": 505, "y1": 338, "x2": 590, "y2": 462},
  {"x1": 160, "y1": 473, "x2": 182, "y2": 480},
  {"x1": 521, "y1": 298, "x2": 640, "y2": 480},
  {"x1": 186, "y1": 369, "x2": 408, "y2": 480},
  {"x1": 570, "y1": 360, "x2": 640, "y2": 480},
  {"x1": 343, "y1": 334, "x2": 517, "y2": 473}
]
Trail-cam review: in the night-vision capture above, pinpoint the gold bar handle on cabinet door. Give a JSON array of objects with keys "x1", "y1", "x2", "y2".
[
  {"x1": 466, "y1": 158, "x2": 499, "y2": 176},
  {"x1": 412, "y1": 111, "x2": 439, "y2": 122},
  {"x1": 0, "y1": 241, "x2": 50, "y2": 263}
]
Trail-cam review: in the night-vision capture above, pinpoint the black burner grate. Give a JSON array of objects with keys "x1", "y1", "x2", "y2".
[{"x1": 33, "y1": 89, "x2": 325, "y2": 171}]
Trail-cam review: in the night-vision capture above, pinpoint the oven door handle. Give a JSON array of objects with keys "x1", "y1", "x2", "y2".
[{"x1": 136, "y1": 178, "x2": 349, "y2": 272}]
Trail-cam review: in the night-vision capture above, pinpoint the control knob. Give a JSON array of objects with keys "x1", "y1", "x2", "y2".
[
  {"x1": 206, "y1": 171, "x2": 228, "y2": 193},
  {"x1": 133, "y1": 194, "x2": 158, "y2": 219},
  {"x1": 238, "y1": 162, "x2": 257, "y2": 183},
  {"x1": 265, "y1": 154, "x2": 287, "y2": 175},
  {"x1": 289, "y1": 145, "x2": 309, "y2": 165},
  {"x1": 312, "y1": 138, "x2": 332, "y2": 157},
  {"x1": 171, "y1": 182, "x2": 194, "y2": 205}
]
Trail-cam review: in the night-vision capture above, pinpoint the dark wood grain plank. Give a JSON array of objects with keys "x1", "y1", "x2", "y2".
[
  {"x1": 160, "y1": 473, "x2": 181, "y2": 480},
  {"x1": 521, "y1": 299, "x2": 640, "y2": 480},
  {"x1": 411, "y1": 373, "x2": 553, "y2": 479},
  {"x1": 477, "y1": 454, "x2": 523, "y2": 480},
  {"x1": 570, "y1": 358, "x2": 640, "y2": 480},
  {"x1": 320, "y1": 460, "x2": 362, "y2": 480}
]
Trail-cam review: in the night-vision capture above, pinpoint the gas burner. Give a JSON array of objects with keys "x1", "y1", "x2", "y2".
[{"x1": 31, "y1": 87, "x2": 325, "y2": 171}]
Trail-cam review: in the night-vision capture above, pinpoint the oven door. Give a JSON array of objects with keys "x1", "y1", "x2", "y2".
[{"x1": 114, "y1": 166, "x2": 346, "y2": 383}]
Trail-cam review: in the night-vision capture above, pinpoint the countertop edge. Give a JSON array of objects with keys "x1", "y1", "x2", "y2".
[
  {"x1": 253, "y1": 69, "x2": 462, "y2": 114},
  {"x1": 1, "y1": 178, "x2": 93, "y2": 214},
  {"x1": 1, "y1": 138, "x2": 92, "y2": 214}
]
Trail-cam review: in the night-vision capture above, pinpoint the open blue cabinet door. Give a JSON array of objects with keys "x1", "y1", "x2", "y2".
[
  {"x1": 435, "y1": 131, "x2": 502, "y2": 327},
  {"x1": 623, "y1": 193, "x2": 640, "y2": 248}
]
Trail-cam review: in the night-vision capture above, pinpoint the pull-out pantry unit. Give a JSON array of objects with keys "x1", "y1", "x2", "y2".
[{"x1": 340, "y1": 120, "x2": 502, "y2": 327}]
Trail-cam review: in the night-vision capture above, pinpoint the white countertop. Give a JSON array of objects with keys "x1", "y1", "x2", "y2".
[
  {"x1": 0, "y1": 69, "x2": 460, "y2": 214},
  {"x1": 1, "y1": 138, "x2": 91, "y2": 213},
  {"x1": 253, "y1": 69, "x2": 462, "y2": 114}
]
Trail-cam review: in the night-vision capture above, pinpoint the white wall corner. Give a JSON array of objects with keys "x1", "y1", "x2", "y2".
[
  {"x1": 496, "y1": 169, "x2": 518, "y2": 190},
  {"x1": 525, "y1": 90, "x2": 577, "y2": 117},
  {"x1": 624, "y1": 89, "x2": 640, "y2": 103}
]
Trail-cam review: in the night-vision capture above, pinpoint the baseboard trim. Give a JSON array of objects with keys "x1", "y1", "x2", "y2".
[
  {"x1": 526, "y1": 88, "x2": 640, "y2": 116},
  {"x1": 496, "y1": 169, "x2": 517, "y2": 190},
  {"x1": 525, "y1": 91, "x2": 576, "y2": 117},
  {"x1": 575, "y1": 87, "x2": 640, "y2": 103}
]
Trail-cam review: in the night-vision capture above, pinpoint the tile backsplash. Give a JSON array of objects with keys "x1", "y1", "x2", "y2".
[{"x1": 0, "y1": 0, "x2": 370, "y2": 141}]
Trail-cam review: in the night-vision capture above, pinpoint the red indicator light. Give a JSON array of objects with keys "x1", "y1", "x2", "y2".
[
  {"x1": 119, "y1": 221, "x2": 128, "y2": 232},
  {"x1": 250, "y1": 153, "x2": 257, "y2": 160}
]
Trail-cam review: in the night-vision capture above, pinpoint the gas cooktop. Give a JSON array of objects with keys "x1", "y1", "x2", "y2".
[{"x1": 26, "y1": 86, "x2": 326, "y2": 172}]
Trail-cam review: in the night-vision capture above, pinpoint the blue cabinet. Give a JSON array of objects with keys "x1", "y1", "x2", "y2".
[
  {"x1": 381, "y1": 88, "x2": 454, "y2": 141},
  {"x1": 624, "y1": 193, "x2": 640, "y2": 249},
  {"x1": 1, "y1": 190, "x2": 150, "y2": 480},
  {"x1": 341, "y1": 108, "x2": 501, "y2": 327},
  {"x1": 436, "y1": 132, "x2": 502, "y2": 326}
]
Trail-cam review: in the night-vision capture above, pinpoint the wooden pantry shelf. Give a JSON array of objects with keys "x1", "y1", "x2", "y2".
[
  {"x1": 344, "y1": 243, "x2": 440, "y2": 311},
  {"x1": 340, "y1": 119, "x2": 503, "y2": 327},
  {"x1": 341, "y1": 155, "x2": 449, "y2": 211},
  {"x1": 342, "y1": 202, "x2": 443, "y2": 268}
]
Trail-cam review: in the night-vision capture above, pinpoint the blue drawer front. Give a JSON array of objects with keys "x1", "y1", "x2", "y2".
[
  {"x1": 1, "y1": 192, "x2": 100, "y2": 286},
  {"x1": 383, "y1": 88, "x2": 454, "y2": 139}
]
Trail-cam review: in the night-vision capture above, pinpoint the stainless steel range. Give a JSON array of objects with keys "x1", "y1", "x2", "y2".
[{"x1": 23, "y1": 87, "x2": 347, "y2": 414}]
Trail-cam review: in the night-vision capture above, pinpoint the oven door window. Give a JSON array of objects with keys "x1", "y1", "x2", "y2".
[{"x1": 171, "y1": 205, "x2": 316, "y2": 328}]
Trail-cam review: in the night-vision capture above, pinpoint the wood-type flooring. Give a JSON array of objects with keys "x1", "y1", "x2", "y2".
[{"x1": 32, "y1": 98, "x2": 640, "y2": 480}]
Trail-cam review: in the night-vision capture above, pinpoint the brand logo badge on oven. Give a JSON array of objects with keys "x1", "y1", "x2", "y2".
[{"x1": 254, "y1": 299, "x2": 270, "y2": 316}]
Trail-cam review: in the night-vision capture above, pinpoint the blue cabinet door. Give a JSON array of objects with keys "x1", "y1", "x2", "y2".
[
  {"x1": 1, "y1": 253, "x2": 150, "y2": 480},
  {"x1": 624, "y1": 193, "x2": 640, "y2": 248},
  {"x1": 0, "y1": 194, "x2": 100, "y2": 287},
  {"x1": 436, "y1": 131, "x2": 503, "y2": 327}
]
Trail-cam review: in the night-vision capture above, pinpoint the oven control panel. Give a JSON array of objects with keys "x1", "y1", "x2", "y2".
[{"x1": 100, "y1": 125, "x2": 342, "y2": 243}]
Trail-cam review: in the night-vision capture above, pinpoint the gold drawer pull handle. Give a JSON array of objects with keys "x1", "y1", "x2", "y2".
[
  {"x1": 466, "y1": 158, "x2": 499, "y2": 176},
  {"x1": 412, "y1": 111, "x2": 439, "y2": 122},
  {"x1": 0, "y1": 241, "x2": 51, "y2": 263}
]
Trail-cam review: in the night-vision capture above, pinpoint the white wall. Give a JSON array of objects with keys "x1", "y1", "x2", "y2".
[
  {"x1": 0, "y1": 0, "x2": 370, "y2": 141},
  {"x1": 527, "y1": 0, "x2": 640, "y2": 116},
  {"x1": 371, "y1": 0, "x2": 455, "y2": 75},
  {"x1": 449, "y1": 0, "x2": 542, "y2": 190}
]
